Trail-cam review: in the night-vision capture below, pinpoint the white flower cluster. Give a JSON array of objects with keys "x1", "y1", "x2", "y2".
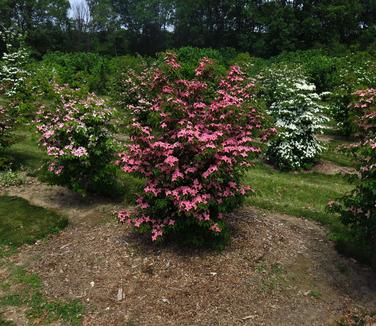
[
  {"x1": 0, "y1": 28, "x2": 30, "y2": 97},
  {"x1": 259, "y1": 65, "x2": 329, "y2": 170}
]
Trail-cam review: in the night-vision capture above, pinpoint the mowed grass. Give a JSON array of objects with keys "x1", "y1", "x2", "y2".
[
  {"x1": 0, "y1": 196, "x2": 68, "y2": 248},
  {"x1": 243, "y1": 161, "x2": 374, "y2": 263},
  {"x1": 6, "y1": 127, "x2": 47, "y2": 175},
  {"x1": 321, "y1": 139, "x2": 356, "y2": 167},
  {"x1": 244, "y1": 162, "x2": 353, "y2": 233}
]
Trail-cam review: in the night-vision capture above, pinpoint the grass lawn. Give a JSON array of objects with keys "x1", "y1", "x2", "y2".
[
  {"x1": 0, "y1": 316, "x2": 16, "y2": 325},
  {"x1": 321, "y1": 139, "x2": 356, "y2": 167},
  {"x1": 0, "y1": 193, "x2": 76, "y2": 324},
  {"x1": 6, "y1": 127, "x2": 47, "y2": 175},
  {"x1": 0, "y1": 196, "x2": 68, "y2": 249},
  {"x1": 244, "y1": 162, "x2": 353, "y2": 236}
]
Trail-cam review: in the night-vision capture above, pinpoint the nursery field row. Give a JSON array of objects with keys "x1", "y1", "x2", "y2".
[{"x1": 1, "y1": 35, "x2": 376, "y2": 324}]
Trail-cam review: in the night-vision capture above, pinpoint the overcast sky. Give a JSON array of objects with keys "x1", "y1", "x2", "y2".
[{"x1": 68, "y1": 0, "x2": 89, "y2": 18}]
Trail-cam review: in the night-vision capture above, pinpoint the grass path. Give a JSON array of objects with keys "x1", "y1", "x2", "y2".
[{"x1": 245, "y1": 162, "x2": 353, "y2": 239}]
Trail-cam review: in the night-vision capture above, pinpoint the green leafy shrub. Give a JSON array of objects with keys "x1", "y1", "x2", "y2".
[
  {"x1": 0, "y1": 101, "x2": 17, "y2": 170},
  {"x1": 0, "y1": 105, "x2": 14, "y2": 155},
  {"x1": 40, "y1": 52, "x2": 109, "y2": 94},
  {"x1": 11, "y1": 63, "x2": 61, "y2": 123},
  {"x1": 230, "y1": 52, "x2": 267, "y2": 78},
  {"x1": 26, "y1": 63, "x2": 58, "y2": 101},
  {"x1": 166, "y1": 47, "x2": 228, "y2": 79},
  {"x1": 0, "y1": 170, "x2": 25, "y2": 187},
  {"x1": 108, "y1": 54, "x2": 148, "y2": 108},
  {"x1": 329, "y1": 53, "x2": 376, "y2": 136},
  {"x1": 273, "y1": 50, "x2": 337, "y2": 92}
]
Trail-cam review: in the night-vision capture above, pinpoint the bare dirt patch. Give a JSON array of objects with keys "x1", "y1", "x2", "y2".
[
  {"x1": 1, "y1": 179, "x2": 376, "y2": 325},
  {"x1": 263, "y1": 159, "x2": 355, "y2": 175},
  {"x1": 317, "y1": 134, "x2": 351, "y2": 143},
  {"x1": 1, "y1": 307, "x2": 29, "y2": 326},
  {"x1": 307, "y1": 160, "x2": 356, "y2": 175},
  {"x1": 1, "y1": 177, "x2": 119, "y2": 226}
]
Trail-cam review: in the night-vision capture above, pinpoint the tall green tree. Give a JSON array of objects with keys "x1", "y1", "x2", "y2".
[{"x1": 0, "y1": 0, "x2": 70, "y2": 56}]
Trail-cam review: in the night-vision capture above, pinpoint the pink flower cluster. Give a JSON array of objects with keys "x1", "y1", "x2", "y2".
[
  {"x1": 164, "y1": 52, "x2": 181, "y2": 70},
  {"x1": 35, "y1": 85, "x2": 113, "y2": 176},
  {"x1": 0, "y1": 106, "x2": 11, "y2": 134},
  {"x1": 353, "y1": 88, "x2": 376, "y2": 128},
  {"x1": 0, "y1": 105, "x2": 14, "y2": 150},
  {"x1": 117, "y1": 55, "x2": 263, "y2": 241},
  {"x1": 353, "y1": 89, "x2": 375, "y2": 110},
  {"x1": 353, "y1": 89, "x2": 376, "y2": 156},
  {"x1": 195, "y1": 57, "x2": 214, "y2": 76}
]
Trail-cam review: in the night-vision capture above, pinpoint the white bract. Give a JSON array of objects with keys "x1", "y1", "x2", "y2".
[
  {"x1": 259, "y1": 65, "x2": 329, "y2": 170},
  {"x1": 0, "y1": 28, "x2": 30, "y2": 97}
]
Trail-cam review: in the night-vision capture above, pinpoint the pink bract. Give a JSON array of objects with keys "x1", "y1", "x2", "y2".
[{"x1": 118, "y1": 54, "x2": 265, "y2": 241}]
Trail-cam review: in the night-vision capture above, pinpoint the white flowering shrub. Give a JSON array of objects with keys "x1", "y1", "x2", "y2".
[
  {"x1": 0, "y1": 27, "x2": 30, "y2": 97},
  {"x1": 259, "y1": 65, "x2": 328, "y2": 170}
]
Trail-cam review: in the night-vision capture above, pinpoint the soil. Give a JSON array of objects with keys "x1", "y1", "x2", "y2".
[
  {"x1": 1, "y1": 179, "x2": 376, "y2": 326},
  {"x1": 307, "y1": 160, "x2": 356, "y2": 175}
]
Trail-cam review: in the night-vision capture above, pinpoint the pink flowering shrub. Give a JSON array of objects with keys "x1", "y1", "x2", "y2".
[
  {"x1": 329, "y1": 88, "x2": 376, "y2": 267},
  {"x1": 117, "y1": 53, "x2": 264, "y2": 245},
  {"x1": 0, "y1": 105, "x2": 15, "y2": 169},
  {"x1": 0, "y1": 106, "x2": 14, "y2": 151},
  {"x1": 35, "y1": 85, "x2": 120, "y2": 196}
]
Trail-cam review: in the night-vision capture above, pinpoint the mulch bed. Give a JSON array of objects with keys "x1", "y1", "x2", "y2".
[{"x1": 10, "y1": 207, "x2": 376, "y2": 325}]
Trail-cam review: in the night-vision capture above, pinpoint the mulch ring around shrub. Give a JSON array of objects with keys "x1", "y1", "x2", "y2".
[{"x1": 2, "y1": 180, "x2": 375, "y2": 326}]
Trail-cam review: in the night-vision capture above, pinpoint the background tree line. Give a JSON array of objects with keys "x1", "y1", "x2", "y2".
[{"x1": 0, "y1": 0, "x2": 376, "y2": 57}]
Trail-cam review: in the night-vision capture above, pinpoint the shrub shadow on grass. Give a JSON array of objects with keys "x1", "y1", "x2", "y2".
[
  {"x1": 0, "y1": 196, "x2": 68, "y2": 249},
  {"x1": 36, "y1": 173, "x2": 143, "y2": 208},
  {"x1": 4, "y1": 127, "x2": 47, "y2": 176}
]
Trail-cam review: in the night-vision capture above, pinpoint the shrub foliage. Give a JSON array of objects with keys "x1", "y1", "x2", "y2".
[{"x1": 329, "y1": 88, "x2": 376, "y2": 266}]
